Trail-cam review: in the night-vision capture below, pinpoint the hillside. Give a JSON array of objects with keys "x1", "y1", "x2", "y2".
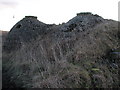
[
  {"x1": 2, "y1": 13, "x2": 120, "y2": 88},
  {"x1": 0, "y1": 30, "x2": 8, "y2": 89}
]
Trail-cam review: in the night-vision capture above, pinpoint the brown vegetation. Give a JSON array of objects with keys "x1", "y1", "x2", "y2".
[{"x1": 2, "y1": 13, "x2": 120, "y2": 88}]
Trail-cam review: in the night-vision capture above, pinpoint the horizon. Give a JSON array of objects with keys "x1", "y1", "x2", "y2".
[{"x1": 0, "y1": 0, "x2": 119, "y2": 31}]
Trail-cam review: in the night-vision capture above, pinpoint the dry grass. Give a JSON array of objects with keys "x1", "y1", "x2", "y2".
[{"x1": 2, "y1": 20, "x2": 120, "y2": 88}]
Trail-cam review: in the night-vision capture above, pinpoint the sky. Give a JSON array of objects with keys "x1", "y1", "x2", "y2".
[{"x1": 0, "y1": 0, "x2": 120, "y2": 31}]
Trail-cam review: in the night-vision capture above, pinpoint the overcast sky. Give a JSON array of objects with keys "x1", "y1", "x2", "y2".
[{"x1": 0, "y1": 0, "x2": 119, "y2": 31}]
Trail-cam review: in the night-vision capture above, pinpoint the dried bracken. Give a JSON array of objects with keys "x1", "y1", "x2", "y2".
[{"x1": 2, "y1": 13, "x2": 120, "y2": 88}]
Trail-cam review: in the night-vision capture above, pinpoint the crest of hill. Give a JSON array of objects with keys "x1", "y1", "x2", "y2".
[
  {"x1": 2, "y1": 12, "x2": 120, "y2": 88},
  {"x1": 3, "y1": 16, "x2": 54, "y2": 52},
  {"x1": 61, "y1": 12, "x2": 104, "y2": 32}
]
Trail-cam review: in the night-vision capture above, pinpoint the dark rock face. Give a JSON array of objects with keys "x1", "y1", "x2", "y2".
[
  {"x1": 2, "y1": 13, "x2": 120, "y2": 88},
  {"x1": 61, "y1": 13, "x2": 104, "y2": 32},
  {"x1": 3, "y1": 16, "x2": 52, "y2": 53}
]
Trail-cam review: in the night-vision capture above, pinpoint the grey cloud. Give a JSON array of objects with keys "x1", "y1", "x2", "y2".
[{"x1": 0, "y1": 0, "x2": 18, "y2": 9}]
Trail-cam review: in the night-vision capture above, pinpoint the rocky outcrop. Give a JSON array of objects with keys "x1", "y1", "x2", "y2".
[
  {"x1": 2, "y1": 13, "x2": 120, "y2": 88},
  {"x1": 3, "y1": 16, "x2": 53, "y2": 53},
  {"x1": 60, "y1": 12, "x2": 104, "y2": 32}
]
